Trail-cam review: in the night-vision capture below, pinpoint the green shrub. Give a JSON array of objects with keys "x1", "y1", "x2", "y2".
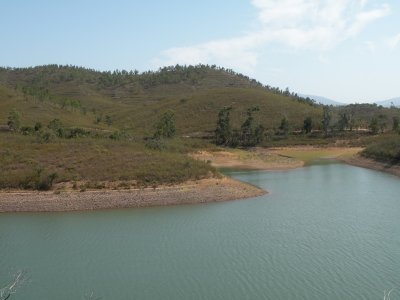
[
  {"x1": 34, "y1": 122, "x2": 43, "y2": 132},
  {"x1": 362, "y1": 136, "x2": 400, "y2": 164},
  {"x1": 154, "y1": 110, "x2": 176, "y2": 138},
  {"x1": 20, "y1": 126, "x2": 35, "y2": 135},
  {"x1": 145, "y1": 138, "x2": 166, "y2": 150},
  {"x1": 7, "y1": 109, "x2": 21, "y2": 131},
  {"x1": 109, "y1": 131, "x2": 122, "y2": 140},
  {"x1": 21, "y1": 167, "x2": 58, "y2": 190},
  {"x1": 37, "y1": 130, "x2": 56, "y2": 143}
]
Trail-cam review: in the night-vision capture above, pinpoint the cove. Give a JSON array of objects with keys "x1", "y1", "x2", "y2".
[{"x1": 1, "y1": 163, "x2": 400, "y2": 299}]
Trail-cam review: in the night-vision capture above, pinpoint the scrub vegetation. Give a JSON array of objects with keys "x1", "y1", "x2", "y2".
[
  {"x1": 361, "y1": 134, "x2": 400, "y2": 164},
  {"x1": 1, "y1": 64, "x2": 399, "y2": 190}
]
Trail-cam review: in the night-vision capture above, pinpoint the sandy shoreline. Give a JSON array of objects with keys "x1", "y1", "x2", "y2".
[
  {"x1": 0, "y1": 177, "x2": 266, "y2": 213},
  {"x1": 341, "y1": 155, "x2": 400, "y2": 177}
]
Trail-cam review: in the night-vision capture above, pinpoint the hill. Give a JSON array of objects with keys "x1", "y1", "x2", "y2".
[
  {"x1": 0, "y1": 65, "x2": 322, "y2": 136},
  {"x1": 375, "y1": 97, "x2": 400, "y2": 108},
  {"x1": 1, "y1": 64, "x2": 399, "y2": 190},
  {"x1": 0, "y1": 64, "x2": 323, "y2": 190},
  {"x1": 300, "y1": 94, "x2": 344, "y2": 106}
]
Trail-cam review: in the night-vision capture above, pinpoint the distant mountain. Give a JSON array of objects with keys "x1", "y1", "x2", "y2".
[
  {"x1": 374, "y1": 97, "x2": 400, "y2": 108},
  {"x1": 300, "y1": 94, "x2": 344, "y2": 106}
]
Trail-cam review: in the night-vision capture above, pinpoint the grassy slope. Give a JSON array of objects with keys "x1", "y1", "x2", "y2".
[
  {"x1": 0, "y1": 86, "x2": 111, "y2": 130},
  {"x1": 0, "y1": 133, "x2": 216, "y2": 190},
  {"x1": 0, "y1": 66, "x2": 322, "y2": 136},
  {"x1": 123, "y1": 88, "x2": 322, "y2": 136}
]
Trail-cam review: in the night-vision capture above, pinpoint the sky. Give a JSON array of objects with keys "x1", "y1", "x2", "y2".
[{"x1": 1, "y1": 0, "x2": 399, "y2": 103}]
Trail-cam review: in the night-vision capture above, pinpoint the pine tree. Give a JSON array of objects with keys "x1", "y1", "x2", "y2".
[
  {"x1": 7, "y1": 109, "x2": 21, "y2": 131},
  {"x1": 154, "y1": 110, "x2": 176, "y2": 138},
  {"x1": 321, "y1": 106, "x2": 331, "y2": 136},
  {"x1": 215, "y1": 107, "x2": 232, "y2": 145}
]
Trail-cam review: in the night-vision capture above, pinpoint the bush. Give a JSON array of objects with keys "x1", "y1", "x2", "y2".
[
  {"x1": 145, "y1": 138, "x2": 166, "y2": 150},
  {"x1": 362, "y1": 137, "x2": 400, "y2": 164},
  {"x1": 7, "y1": 109, "x2": 21, "y2": 131},
  {"x1": 154, "y1": 110, "x2": 176, "y2": 138},
  {"x1": 21, "y1": 167, "x2": 58, "y2": 190},
  {"x1": 34, "y1": 122, "x2": 43, "y2": 131},
  {"x1": 37, "y1": 130, "x2": 56, "y2": 143},
  {"x1": 109, "y1": 131, "x2": 122, "y2": 140},
  {"x1": 20, "y1": 126, "x2": 35, "y2": 135},
  {"x1": 63, "y1": 127, "x2": 90, "y2": 138}
]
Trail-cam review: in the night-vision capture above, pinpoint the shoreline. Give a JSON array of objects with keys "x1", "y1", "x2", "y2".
[
  {"x1": 341, "y1": 155, "x2": 400, "y2": 177},
  {"x1": 2, "y1": 146, "x2": 398, "y2": 213},
  {"x1": 0, "y1": 177, "x2": 266, "y2": 213}
]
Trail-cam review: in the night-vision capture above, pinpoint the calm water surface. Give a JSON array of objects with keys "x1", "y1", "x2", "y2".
[{"x1": 1, "y1": 163, "x2": 400, "y2": 299}]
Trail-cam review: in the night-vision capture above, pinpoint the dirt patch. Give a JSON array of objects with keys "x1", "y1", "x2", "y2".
[
  {"x1": 191, "y1": 149, "x2": 304, "y2": 170},
  {"x1": 269, "y1": 147, "x2": 364, "y2": 165}
]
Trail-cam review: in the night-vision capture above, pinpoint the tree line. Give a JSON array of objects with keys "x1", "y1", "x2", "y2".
[
  {"x1": 215, "y1": 106, "x2": 264, "y2": 147},
  {"x1": 214, "y1": 105, "x2": 400, "y2": 147}
]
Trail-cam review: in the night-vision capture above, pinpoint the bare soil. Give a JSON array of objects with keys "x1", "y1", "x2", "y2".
[
  {"x1": 0, "y1": 177, "x2": 266, "y2": 213},
  {"x1": 190, "y1": 149, "x2": 304, "y2": 170}
]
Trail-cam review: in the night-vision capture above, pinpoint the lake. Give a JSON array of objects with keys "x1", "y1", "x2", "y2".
[{"x1": 1, "y1": 163, "x2": 400, "y2": 299}]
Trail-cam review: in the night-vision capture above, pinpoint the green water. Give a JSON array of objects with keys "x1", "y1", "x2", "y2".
[{"x1": 1, "y1": 163, "x2": 400, "y2": 299}]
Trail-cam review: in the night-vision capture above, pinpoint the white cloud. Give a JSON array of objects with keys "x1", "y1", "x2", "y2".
[
  {"x1": 387, "y1": 33, "x2": 400, "y2": 49},
  {"x1": 153, "y1": 35, "x2": 261, "y2": 74},
  {"x1": 153, "y1": 0, "x2": 390, "y2": 72},
  {"x1": 346, "y1": 4, "x2": 390, "y2": 36}
]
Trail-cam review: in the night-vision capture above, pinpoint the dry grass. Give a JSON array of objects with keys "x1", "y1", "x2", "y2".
[
  {"x1": 270, "y1": 147, "x2": 363, "y2": 165},
  {"x1": 0, "y1": 133, "x2": 216, "y2": 190},
  {"x1": 192, "y1": 146, "x2": 364, "y2": 170},
  {"x1": 191, "y1": 148, "x2": 303, "y2": 170}
]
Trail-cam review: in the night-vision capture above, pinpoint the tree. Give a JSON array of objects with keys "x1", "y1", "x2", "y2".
[
  {"x1": 154, "y1": 110, "x2": 176, "y2": 138},
  {"x1": 378, "y1": 114, "x2": 388, "y2": 133},
  {"x1": 240, "y1": 106, "x2": 261, "y2": 147},
  {"x1": 278, "y1": 117, "x2": 290, "y2": 137},
  {"x1": 254, "y1": 124, "x2": 265, "y2": 145},
  {"x1": 215, "y1": 106, "x2": 232, "y2": 145},
  {"x1": 215, "y1": 106, "x2": 263, "y2": 147},
  {"x1": 347, "y1": 109, "x2": 356, "y2": 131},
  {"x1": 337, "y1": 113, "x2": 349, "y2": 132},
  {"x1": 393, "y1": 116, "x2": 400, "y2": 132},
  {"x1": 303, "y1": 117, "x2": 313, "y2": 134},
  {"x1": 369, "y1": 118, "x2": 379, "y2": 134},
  {"x1": 7, "y1": 109, "x2": 20, "y2": 131},
  {"x1": 321, "y1": 106, "x2": 331, "y2": 136}
]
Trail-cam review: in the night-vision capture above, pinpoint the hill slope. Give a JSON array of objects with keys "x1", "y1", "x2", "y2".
[
  {"x1": 0, "y1": 65, "x2": 322, "y2": 135},
  {"x1": 1, "y1": 64, "x2": 399, "y2": 191},
  {"x1": 375, "y1": 97, "x2": 400, "y2": 108}
]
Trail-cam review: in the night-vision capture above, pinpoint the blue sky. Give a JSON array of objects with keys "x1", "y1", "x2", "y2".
[{"x1": 1, "y1": 0, "x2": 399, "y2": 103}]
